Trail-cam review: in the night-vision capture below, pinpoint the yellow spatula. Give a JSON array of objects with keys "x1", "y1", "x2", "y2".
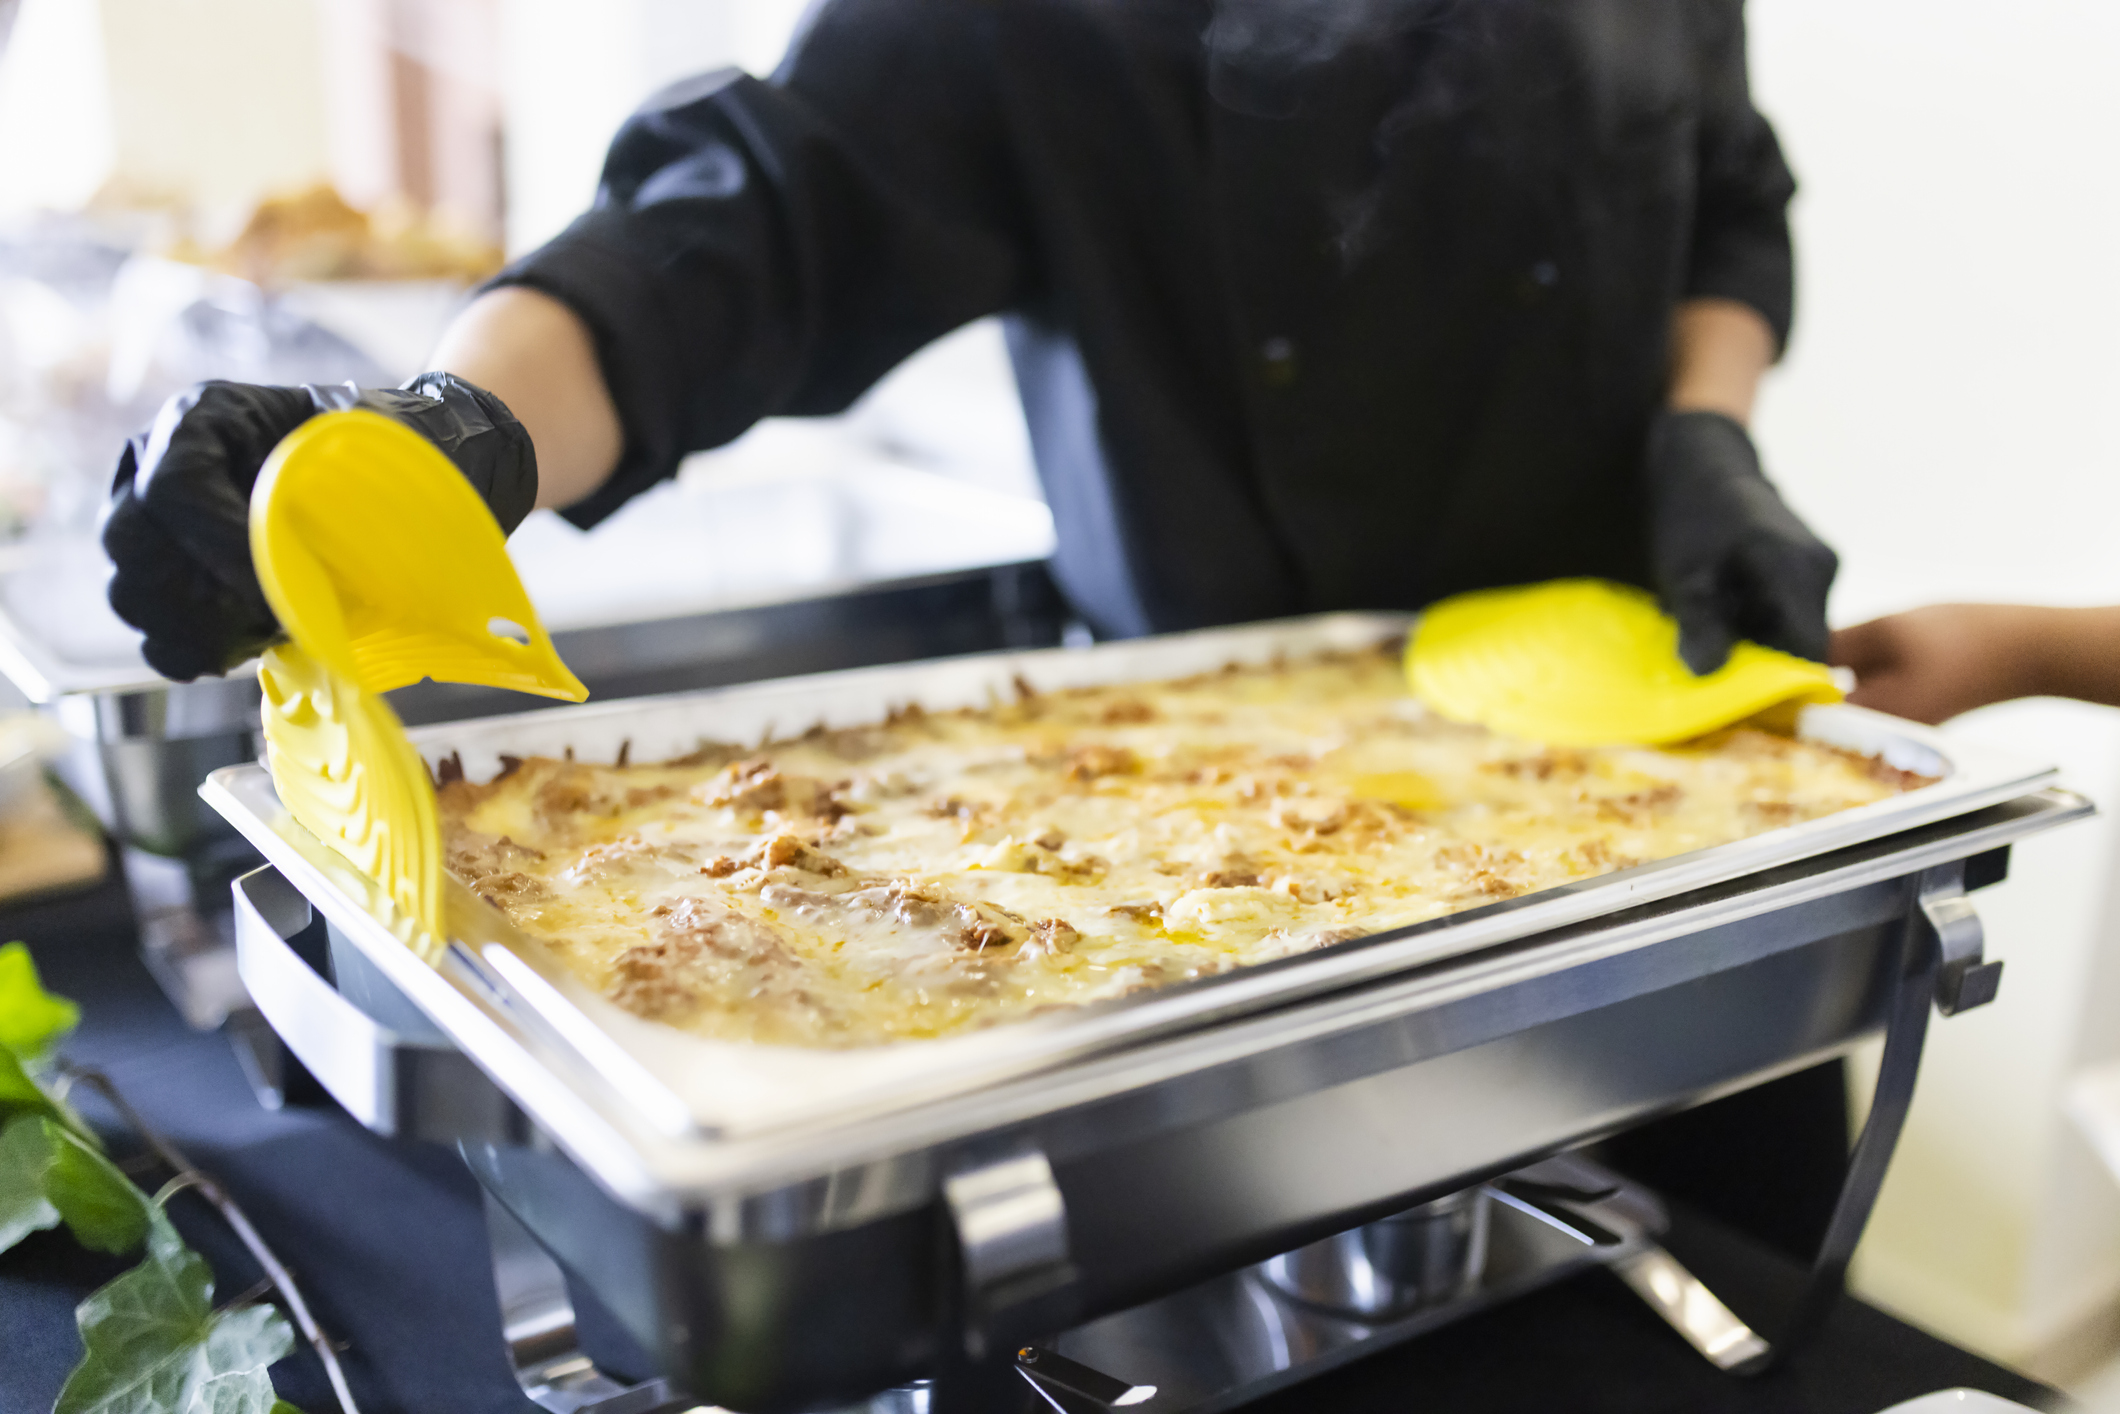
[
  {"x1": 1406, "y1": 579, "x2": 1840, "y2": 747},
  {"x1": 248, "y1": 409, "x2": 586, "y2": 954}
]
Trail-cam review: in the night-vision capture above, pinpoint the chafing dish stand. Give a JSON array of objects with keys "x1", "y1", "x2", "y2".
[
  {"x1": 229, "y1": 784, "x2": 2086, "y2": 1414},
  {"x1": 0, "y1": 871, "x2": 2060, "y2": 1414}
]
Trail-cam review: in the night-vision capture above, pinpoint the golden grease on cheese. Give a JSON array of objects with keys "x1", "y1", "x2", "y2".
[{"x1": 436, "y1": 647, "x2": 1927, "y2": 1047}]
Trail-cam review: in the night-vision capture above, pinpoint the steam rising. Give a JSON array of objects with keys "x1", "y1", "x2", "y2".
[
  {"x1": 1205, "y1": 0, "x2": 1433, "y2": 107},
  {"x1": 1203, "y1": 0, "x2": 1539, "y2": 269}
]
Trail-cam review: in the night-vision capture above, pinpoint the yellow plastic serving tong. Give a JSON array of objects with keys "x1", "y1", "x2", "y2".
[
  {"x1": 248, "y1": 410, "x2": 586, "y2": 954},
  {"x1": 1406, "y1": 578, "x2": 1842, "y2": 747}
]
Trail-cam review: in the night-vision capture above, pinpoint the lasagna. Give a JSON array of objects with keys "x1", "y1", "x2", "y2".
[{"x1": 437, "y1": 645, "x2": 1927, "y2": 1048}]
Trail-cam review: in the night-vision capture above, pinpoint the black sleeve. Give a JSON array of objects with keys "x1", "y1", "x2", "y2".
[
  {"x1": 487, "y1": 0, "x2": 1030, "y2": 528},
  {"x1": 1684, "y1": 0, "x2": 1797, "y2": 355}
]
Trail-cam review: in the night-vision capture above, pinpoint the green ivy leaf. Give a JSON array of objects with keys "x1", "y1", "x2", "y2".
[
  {"x1": 0, "y1": 944, "x2": 303, "y2": 1414},
  {"x1": 0, "y1": 1116, "x2": 148, "y2": 1256},
  {"x1": 0, "y1": 1113, "x2": 61, "y2": 1252},
  {"x1": 0, "y1": 940, "x2": 79, "y2": 1064},
  {"x1": 54, "y1": 1235, "x2": 295, "y2": 1414},
  {"x1": 186, "y1": 1368, "x2": 277, "y2": 1414},
  {"x1": 41, "y1": 1118, "x2": 150, "y2": 1254},
  {"x1": 0, "y1": 1026, "x2": 97, "y2": 1142},
  {"x1": 0, "y1": 1039, "x2": 51, "y2": 1113}
]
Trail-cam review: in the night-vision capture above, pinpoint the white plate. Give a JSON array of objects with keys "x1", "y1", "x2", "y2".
[{"x1": 1874, "y1": 1390, "x2": 2044, "y2": 1414}]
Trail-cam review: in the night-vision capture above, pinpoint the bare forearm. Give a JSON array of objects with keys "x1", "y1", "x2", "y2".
[
  {"x1": 1667, "y1": 297, "x2": 1776, "y2": 425},
  {"x1": 2012, "y1": 606, "x2": 2120, "y2": 706},
  {"x1": 426, "y1": 287, "x2": 623, "y2": 512},
  {"x1": 1833, "y1": 603, "x2": 2120, "y2": 723}
]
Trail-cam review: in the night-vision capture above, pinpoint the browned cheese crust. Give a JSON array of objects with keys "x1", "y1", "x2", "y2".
[{"x1": 437, "y1": 646, "x2": 1928, "y2": 1047}]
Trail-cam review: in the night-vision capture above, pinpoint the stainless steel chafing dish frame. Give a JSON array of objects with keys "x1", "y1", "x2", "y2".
[
  {"x1": 0, "y1": 557, "x2": 1068, "y2": 1095},
  {"x1": 207, "y1": 614, "x2": 2092, "y2": 1411}
]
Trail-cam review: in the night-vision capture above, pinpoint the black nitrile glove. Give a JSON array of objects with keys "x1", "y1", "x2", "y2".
[
  {"x1": 1645, "y1": 408, "x2": 1838, "y2": 676},
  {"x1": 101, "y1": 373, "x2": 538, "y2": 682}
]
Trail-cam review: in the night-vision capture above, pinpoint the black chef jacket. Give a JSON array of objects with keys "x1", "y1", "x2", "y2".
[{"x1": 493, "y1": 0, "x2": 1795, "y2": 640}]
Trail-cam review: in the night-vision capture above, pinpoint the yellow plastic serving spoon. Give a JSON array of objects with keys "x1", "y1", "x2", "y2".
[
  {"x1": 1406, "y1": 578, "x2": 1841, "y2": 747},
  {"x1": 248, "y1": 409, "x2": 586, "y2": 954}
]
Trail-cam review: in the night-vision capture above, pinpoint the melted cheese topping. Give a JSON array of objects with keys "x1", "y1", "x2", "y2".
[{"x1": 437, "y1": 647, "x2": 1926, "y2": 1048}]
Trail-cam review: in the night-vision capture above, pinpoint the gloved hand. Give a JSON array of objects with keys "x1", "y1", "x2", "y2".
[
  {"x1": 101, "y1": 373, "x2": 538, "y2": 682},
  {"x1": 1645, "y1": 408, "x2": 1838, "y2": 676}
]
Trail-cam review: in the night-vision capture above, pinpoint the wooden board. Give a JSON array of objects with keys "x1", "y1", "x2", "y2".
[{"x1": 0, "y1": 775, "x2": 107, "y2": 903}]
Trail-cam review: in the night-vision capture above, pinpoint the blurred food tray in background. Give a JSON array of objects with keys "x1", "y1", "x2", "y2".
[
  {"x1": 0, "y1": 455, "x2": 1056, "y2": 703},
  {"x1": 0, "y1": 772, "x2": 105, "y2": 903}
]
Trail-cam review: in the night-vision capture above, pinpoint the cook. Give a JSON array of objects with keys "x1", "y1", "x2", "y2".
[{"x1": 100, "y1": 0, "x2": 1832, "y2": 687}]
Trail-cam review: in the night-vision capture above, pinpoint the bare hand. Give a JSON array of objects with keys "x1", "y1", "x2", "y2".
[{"x1": 1830, "y1": 604, "x2": 2051, "y2": 724}]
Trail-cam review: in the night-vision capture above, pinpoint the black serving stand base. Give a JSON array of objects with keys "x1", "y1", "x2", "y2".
[{"x1": 0, "y1": 879, "x2": 2071, "y2": 1414}]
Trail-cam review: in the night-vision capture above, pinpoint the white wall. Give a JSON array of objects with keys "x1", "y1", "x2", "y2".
[
  {"x1": 1750, "y1": 0, "x2": 2120, "y2": 1374},
  {"x1": 497, "y1": 0, "x2": 813, "y2": 255},
  {"x1": 0, "y1": 0, "x2": 332, "y2": 229},
  {"x1": 0, "y1": 0, "x2": 113, "y2": 216}
]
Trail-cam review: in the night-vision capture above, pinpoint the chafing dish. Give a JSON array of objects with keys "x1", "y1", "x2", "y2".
[
  {"x1": 0, "y1": 525, "x2": 1063, "y2": 1083},
  {"x1": 207, "y1": 614, "x2": 2090, "y2": 1412}
]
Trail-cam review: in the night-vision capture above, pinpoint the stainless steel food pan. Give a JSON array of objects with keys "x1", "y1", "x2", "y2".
[
  {"x1": 210, "y1": 612, "x2": 2052, "y2": 1155},
  {"x1": 206, "y1": 614, "x2": 2088, "y2": 1408}
]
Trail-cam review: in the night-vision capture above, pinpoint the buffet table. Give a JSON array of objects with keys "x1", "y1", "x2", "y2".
[{"x1": 0, "y1": 874, "x2": 2065, "y2": 1414}]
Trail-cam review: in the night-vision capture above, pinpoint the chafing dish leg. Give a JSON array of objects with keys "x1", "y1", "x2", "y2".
[
  {"x1": 481, "y1": 1190, "x2": 687, "y2": 1414},
  {"x1": 128, "y1": 843, "x2": 297, "y2": 1111},
  {"x1": 1014, "y1": 1345, "x2": 1157, "y2": 1411},
  {"x1": 1483, "y1": 1174, "x2": 1774, "y2": 1371},
  {"x1": 1715, "y1": 859, "x2": 1980, "y2": 1375},
  {"x1": 1487, "y1": 1177, "x2": 1622, "y2": 1247},
  {"x1": 1611, "y1": 1247, "x2": 1771, "y2": 1371},
  {"x1": 129, "y1": 844, "x2": 253, "y2": 1031}
]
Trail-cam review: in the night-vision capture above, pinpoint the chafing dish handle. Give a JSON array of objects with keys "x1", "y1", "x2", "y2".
[
  {"x1": 1923, "y1": 861, "x2": 2001, "y2": 1016},
  {"x1": 943, "y1": 1146, "x2": 1075, "y2": 1356},
  {"x1": 231, "y1": 865, "x2": 483, "y2": 1140},
  {"x1": 936, "y1": 1145, "x2": 1145, "y2": 1413}
]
